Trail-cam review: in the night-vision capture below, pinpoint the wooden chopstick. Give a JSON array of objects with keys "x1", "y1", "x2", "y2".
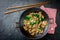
[
  {"x1": 4, "y1": 1, "x2": 49, "y2": 14},
  {"x1": 4, "y1": 5, "x2": 40, "y2": 14},
  {"x1": 7, "y1": 2, "x2": 49, "y2": 10}
]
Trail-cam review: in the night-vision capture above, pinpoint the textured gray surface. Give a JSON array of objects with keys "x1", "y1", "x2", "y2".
[
  {"x1": 0, "y1": 0, "x2": 45, "y2": 40},
  {"x1": 0, "y1": 0, "x2": 60, "y2": 40}
]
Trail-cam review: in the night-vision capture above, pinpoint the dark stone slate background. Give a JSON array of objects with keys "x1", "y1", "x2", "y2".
[{"x1": 0, "y1": 0, "x2": 60, "y2": 40}]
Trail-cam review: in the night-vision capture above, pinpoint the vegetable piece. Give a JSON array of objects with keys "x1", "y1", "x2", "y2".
[
  {"x1": 32, "y1": 13, "x2": 39, "y2": 18},
  {"x1": 41, "y1": 15, "x2": 44, "y2": 21},
  {"x1": 41, "y1": 18, "x2": 44, "y2": 21},
  {"x1": 25, "y1": 15, "x2": 32, "y2": 20},
  {"x1": 32, "y1": 13, "x2": 41, "y2": 24},
  {"x1": 30, "y1": 22, "x2": 35, "y2": 26},
  {"x1": 38, "y1": 16, "x2": 41, "y2": 20},
  {"x1": 35, "y1": 20, "x2": 40, "y2": 24},
  {"x1": 39, "y1": 26, "x2": 43, "y2": 31},
  {"x1": 32, "y1": 13, "x2": 41, "y2": 22}
]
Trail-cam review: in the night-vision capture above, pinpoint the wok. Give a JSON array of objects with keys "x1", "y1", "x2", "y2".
[{"x1": 19, "y1": 8, "x2": 50, "y2": 39}]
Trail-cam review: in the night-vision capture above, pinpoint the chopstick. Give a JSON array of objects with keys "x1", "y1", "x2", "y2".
[
  {"x1": 4, "y1": 8, "x2": 28, "y2": 14},
  {"x1": 4, "y1": 5, "x2": 40, "y2": 14},
  {"x1": 4, "y1": 1, "x2": 49, "y2": 14},
  {"x1": 7, "y1": 2, "x2": 49, "y2": 10}
]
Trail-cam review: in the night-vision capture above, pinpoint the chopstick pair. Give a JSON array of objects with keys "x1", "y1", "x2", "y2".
[{"x1": 4, "y1": 1, "x2": 50, "y2": 14}]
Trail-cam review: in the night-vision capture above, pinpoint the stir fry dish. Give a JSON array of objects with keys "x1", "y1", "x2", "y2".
[{"x1": 23, "y1": 12, "x2": 48, "y2": 36}]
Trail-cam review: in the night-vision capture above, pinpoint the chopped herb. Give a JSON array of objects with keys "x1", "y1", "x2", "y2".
[
  {"x1": 39, "y1": 26, "x2": 43, "y2": 31},
  {"x1": 41, "y1": 18, "x2": 44, "y2": 21},
  {"x1": 25, "y1": 15, "x2": 32, "y2": 20},
  {"x1": 32, "y1": 13, "x2": 39, "y2": 18},
  {"x1": 30, "y1": 22, "x2": 35, "y2": 26},
  {"x1": 35, "y1": 20, "x2": 40, "y2": 24}
]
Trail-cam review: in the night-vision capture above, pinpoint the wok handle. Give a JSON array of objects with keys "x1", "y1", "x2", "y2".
[{"x1": 49, "y1": 18, "x2": 54, "y2": 24}]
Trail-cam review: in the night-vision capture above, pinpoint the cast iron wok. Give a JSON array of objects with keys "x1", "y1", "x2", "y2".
[{"x1": 19, "y1": 8, "x2": 50, "y2": 39}]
